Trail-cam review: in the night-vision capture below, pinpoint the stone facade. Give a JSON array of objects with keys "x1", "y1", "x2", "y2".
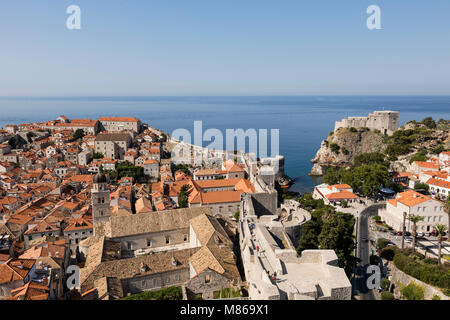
[
  {"x1": 185, "y1": 268, "x2": 235, "y2": 300},
  {"x1": 99, "y1": 117, "x2": 142, "y2": 133},
  {"x1": 91, "y1": 174, "x2": 111, "y2": 226},
  {"x1": 334, "y1": 110, "x2": 399, "y2": 135},
  {"x1": 378, "y1": 190, "x2": 447, "y2": 233},
  {"x1": 239, "y1": 195, "x2": 352, "y2": 300},
  {"x1": 94, "y1": 133, "x2": 132, "y2": 160}
]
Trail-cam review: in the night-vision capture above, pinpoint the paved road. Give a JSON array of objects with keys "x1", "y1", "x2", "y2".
[{"x1": 354, "y1": 204, "x2": 384, "y2": 300}]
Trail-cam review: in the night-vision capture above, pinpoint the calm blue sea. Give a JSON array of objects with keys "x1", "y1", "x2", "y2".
[{"x1": 0, "y1": 96, "x2": 449, "y2": 193}]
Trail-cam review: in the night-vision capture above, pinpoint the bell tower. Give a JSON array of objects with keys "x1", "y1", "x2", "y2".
[{"x1": 91, "y1": 173, "x2": 110, "y2": 226}]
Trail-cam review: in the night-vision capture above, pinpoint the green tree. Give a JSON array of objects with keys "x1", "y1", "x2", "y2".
[
  {"x1": 408, "y1": 214, "x2": 424, "y2": 252},
  {"x1": 318, "y1": 212, "x2": 355, "y2": 276},
  {"x1": 8, "y1": 137, "x2": 18, "y2": 149},
  {"x1": 26, "y1": 132, "x2": 34, "y2": 143},
  {"x1": 173, "y1": 164, "x2": 192, "y2": 176},
  {"x1": 93, "y1": 152, "x2": 104, "y2": 159},
  {"x1": 414, "y1": 183, "x2": 429, "y2": 192},
  {"x1": 409, "y1": 150, "x2": 428, "y2": 164},
  {"x1": 178, "y1": 184, "x2": 190, "y2": 208},
  {"x1": 400, "y1": 282, "x2": 425, "y2": 300},
  {"x1": 381, "y1": 278, "x2": 390, "y2": 291},
  {"x1": 435, "y1": 224, "x2": 447, "y2": 265},
  {"x1": 121, "y1": 286, "x2": 182, "y2": 300},
  {"x1": 329, "y1": 143, "x2": 340, "y2": 154},
  {"x1": 297, "y1": 212, "x2": 322, "y2": 253},
  {"x1": 353, "y1": 152, "x2": 387, "y2": 167},
  {"x1": 377, "y1": 238, "x2": 389, "y2": 250},
  {"x1": 380, "y1": 248, "x2": 395, "y2": 261},
  {"x1": 370, "y1": 255, "x2": 380, "y2": 265},
  {"x1": 323, "y1": 167, "x2": 340, "y2": 185},
  {"x1": 341, "y1": 163, "x2": 390, "y2": 197},
  {"x1": 421, "y1": 117, "x2": 436, "y2": 129},
  {"x1": 73, "y1": 129, "x2": 85, "y2": 141}
]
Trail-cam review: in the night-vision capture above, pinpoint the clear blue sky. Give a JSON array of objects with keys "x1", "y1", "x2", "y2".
[{"x1": 1, "y1": 0, "x2": 449, "y2": 96}]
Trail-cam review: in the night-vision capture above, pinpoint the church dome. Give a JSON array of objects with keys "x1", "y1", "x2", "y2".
[{"x1": 93, "y1": 173, "x2": 107, "y2": 184}]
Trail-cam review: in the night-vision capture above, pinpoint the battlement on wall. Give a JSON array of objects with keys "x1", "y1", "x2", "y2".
[{"x1": 334, "y1": 110, "x2": 399, "y2": 135}]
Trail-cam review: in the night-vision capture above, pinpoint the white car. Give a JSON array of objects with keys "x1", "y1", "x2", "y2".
[{"x1": 417, "y1": 232, "x2": 425, "y2": 237}]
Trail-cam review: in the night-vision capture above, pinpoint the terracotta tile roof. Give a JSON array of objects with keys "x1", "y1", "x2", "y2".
[
  {"x1": 54, "y1": 120, "x2": 98, "y2": 127},
  {"x1": 20, "y1": 240, "x2": 67, "y2": 260},
  {"x1": 6, "y1": 281, "x2": 49, "y2": 300},
  {"x1": 392, "y1": 172, "x2": 413, "y2": 178},
  {"x1": 95, "y1": 133, "x2": 130, "y2": 142},
  {"x1": 426, "y1": 178, "x2": 450, "y2": 189},
  {"x1": 189, "y1": 214, "x2": 232, "y2": 247},
  {"x1": 414, "y1": 161, "x2": 439, "y2": 170},
  {"x1": 134, "y1": 197, "x2": 153, "y2": 214},
  {"x1": 189, "y1": 214, "x2": 239, "y2": 279},
  {"x1": 106, "y1": 207, "x2": 211, "y2": 238},
  {"x1": 194, "y1": 169, "x2": 220, "y2": 176},
  {"x1": 391, "y1": 190, "x2": 434, "y2": 207},
  {"x1": 24, "y1": 219, "x2": 59, "y2": 235},
  {"x1": 330, "y1": 184, "x2": 352, "y2": 189},
  {"x1": 64, "y1": 217, "x2": 93, "y2": 232},
  {"x1": 0, "y1": 258, "x2": 36, "y2": 284},
  {"x1": 194, "y1": 178, "x2": 252, "y2": 190},
  {"x1": 192, "y1": 190, "x2": 242, "y2": 204},
  {"x1": 81, "y1": 247, "x2": 195, "y2": 290},
  {"x1": 7, "y1": 214, "x2": 33, "y2": 226},
  {"x1": 325, "y1": 190, "x2": 359, "y2": 200},
  {"x1": 65, "y1": 174, "x2": 94, "y2": 184},
  {"x1": 422, "y1": 171, "x2": 449, "y2": 179},
  {"x1": 99, "y1": 117, "x2": 139, "y2": 122}
]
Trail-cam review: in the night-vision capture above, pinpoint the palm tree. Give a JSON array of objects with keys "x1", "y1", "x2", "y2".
[
  {"x1": 435, "y1": 224, "x2": 447, "y2": 265},
  {"x1": 444, "y1": 199, "x2": 450, "y2": 236},
  {"x1": 407, "y1": 214, "x2": 424, "y2": 252}
]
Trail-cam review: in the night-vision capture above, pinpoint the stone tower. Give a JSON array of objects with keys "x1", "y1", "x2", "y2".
[{"x1": 91, "y1": 173, "x2": 110, "y2": 225}]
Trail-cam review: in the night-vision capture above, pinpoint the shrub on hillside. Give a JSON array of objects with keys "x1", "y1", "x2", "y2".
[
  {"x1": 381, "y1": 291, "x2": 394, "y2": 300},
  {"x1": 377, "y1": 238, "x2": 389, "y2": 249},
  {"x1": 400, "y1": 282, "x2": 425, "y2": 300}
]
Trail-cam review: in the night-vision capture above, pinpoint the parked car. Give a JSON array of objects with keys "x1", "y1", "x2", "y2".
[
  {"x1": 417, "y1": 232, "x2": 425, "y2": 237},
  {"x1": 396, "y1": 231, "x2": 403, "y2": 236},
  {"x1": 404, "y1": 231, "x2": 411, "y2": 236}
]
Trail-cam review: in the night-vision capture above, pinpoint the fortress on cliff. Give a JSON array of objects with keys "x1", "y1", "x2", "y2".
[{"x1": 334, "y1": 110, "x2": 399, "y2": 135}]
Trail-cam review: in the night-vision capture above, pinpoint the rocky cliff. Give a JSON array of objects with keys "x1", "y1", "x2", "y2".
[
  {"x1": 310, "y1": 121, "x2": 450, "y2": 176},
  {"x1": 310, "y1": 128, "x2": 385, "y2": 175}
]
